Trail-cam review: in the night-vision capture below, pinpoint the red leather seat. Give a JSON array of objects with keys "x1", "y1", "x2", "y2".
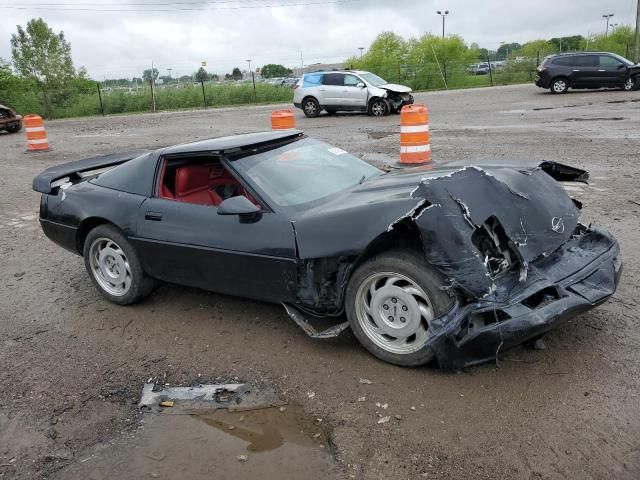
[{"x1": 175, "y1": 165, "x2": 221, "y2": 206}]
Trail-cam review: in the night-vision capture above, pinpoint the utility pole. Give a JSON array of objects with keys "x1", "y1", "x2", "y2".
[
  {"x1": 436, "y1": 10, "x2": 449, "y2": 39},
  {"x1": 602, "y1": 13, "x2": 614, "y2": 36},
  {"x1": 358, "y1": 47, "x2": 364, "y2": 58},
  {"x1": 150, "y1": 61, "x2": 156, "y2": 113},
  {"x1": 635, "y1": 0, "x2": 640, "y2": 63}
]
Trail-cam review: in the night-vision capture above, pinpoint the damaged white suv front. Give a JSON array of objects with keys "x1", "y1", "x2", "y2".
[{"x1": 293, "y1": 70, "x2": 414, "y2": 117}]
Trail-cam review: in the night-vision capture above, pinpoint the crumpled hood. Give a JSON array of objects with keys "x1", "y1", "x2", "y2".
[
  {"x1": 411, "y1": 165, "x2": 581, "y2": 298},
  {"x1": 379, "y1": 83, "x2": 412, "y2": 93},
  {"x1": 293, "y1": 161, "x2": 585, "y2": 300}
]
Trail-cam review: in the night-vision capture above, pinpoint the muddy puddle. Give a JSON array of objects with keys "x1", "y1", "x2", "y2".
[{"x1": 56, "y1": 403, "x2": 338, "y2": 479}]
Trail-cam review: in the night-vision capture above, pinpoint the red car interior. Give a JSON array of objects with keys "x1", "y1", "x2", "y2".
[{"x1": 160, "y1": 161, "x2": 260, "y2": 208}]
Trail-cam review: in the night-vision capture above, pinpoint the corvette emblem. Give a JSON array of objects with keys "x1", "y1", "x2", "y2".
[{"x1": 551, "y1": 217, "x2": 565, "y2": 234}]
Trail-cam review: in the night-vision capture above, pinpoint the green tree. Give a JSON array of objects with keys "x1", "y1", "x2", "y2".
[
  {"x1": 231, "y1": 67, "x2": 243, "y2": 80},
  {"x1": 142, "y1": 68, "x2": 159, "y2": 83},
  {"x1": 261, "y1": 63, "x2": 293, "y2": 78},
  {"x1": 195, "y1": 66, "x2": 208, "y2": 82},
  {"x1": 10, "y1": 18, "x2": 75, "y2": 117},
  {"x1": 496, "y1": 42, "x2": 521, "y2": 60}
]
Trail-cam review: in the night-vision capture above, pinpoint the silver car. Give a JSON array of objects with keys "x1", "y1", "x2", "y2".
[{"x1": 293, "y1": 70, "x2": 413, "y2": 117}]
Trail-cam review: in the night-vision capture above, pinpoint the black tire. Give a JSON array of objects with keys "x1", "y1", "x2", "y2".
[
  {"x1": 83, "y1": 224, "x2": 158, "y2": 305},
  {"x1": 302, "y1": 97, "x2": 321, "y2": 118},
  {"x1": 6, "y1": 124, "x2": 21, "y2": 133},
  {"x1": 368, "y1": 98, "x2": 390, "y2": 117},
  {"x1": 345, "y1": 250, "x2": 455, "y2": 367},
  {"x1": 623, "y1": 76, "x2": 637, "y2": 91},
  {"x1": 550, "y1": 77, "x2": 569, "y2": 94}
]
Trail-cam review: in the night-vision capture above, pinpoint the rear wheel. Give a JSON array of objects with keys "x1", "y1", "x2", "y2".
[
  {"x1": 345, "y1": 250, "x2": 454, "y2": 366},
  {"x1": 302, "y1": 97, "x2": 320, "y2": 117},
  {"x1": 550, "y1": 78, "x2": 569, "y2": 94},
  {"x1": 83, "y1": 224, "x2": 158, "y2": 305},
  {"x1": 6, "y1": 123, "x2": 21, "y2": 133},
  {"x1": 368, "y1": 98, "x2": 390, "y2": 116}
]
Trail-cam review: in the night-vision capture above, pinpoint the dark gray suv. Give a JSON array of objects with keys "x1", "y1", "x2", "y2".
[{"x1": 535, "y1": 52, "x2": 639, "y2": 94}]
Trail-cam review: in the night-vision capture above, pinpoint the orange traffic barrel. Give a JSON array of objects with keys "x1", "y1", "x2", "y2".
[
  {"x1": 400, "y1": 104, "x2": 430, "y2": 164},
  {"x1": 24, "y1": 114, "x2": 50, "y2": 152},
  {"x1": 271, "y1": 109, "x2": 295, "y2": 130}
]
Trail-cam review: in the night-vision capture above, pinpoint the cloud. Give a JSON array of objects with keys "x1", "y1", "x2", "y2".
[{"x1": 0, "y1": 0, "x2": 636, "y2": 79}]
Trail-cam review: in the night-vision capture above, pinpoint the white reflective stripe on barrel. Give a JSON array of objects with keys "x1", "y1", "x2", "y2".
[
  {"x1": 400, "y1": 144, "x2": 431, "y2": 153},
  {"x1": 400, "y1": 124, "x2": 429, "y2": 133},
  {"x1": 25, "y1": 126, "x2": 46, "y2": 133},
  {"x1": 27, "y1": 138, "x2": 49, "y2": 144}
]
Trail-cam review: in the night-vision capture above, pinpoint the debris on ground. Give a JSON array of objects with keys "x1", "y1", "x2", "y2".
[
  {"x1": 378, "y1": 416, "x2": 391, "y2": 424},
  {"x1": 357, "y1": 396, "x2": 366, "y2": 402},
  {"x1": 236, "y1": 454, "x2": 249, "y2": 462},
  {"x1": 359, "y1": 378, "x2": 372, "y2": 385}
]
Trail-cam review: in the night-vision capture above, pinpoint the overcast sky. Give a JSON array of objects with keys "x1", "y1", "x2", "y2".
[{"x1": 0, "y1": 0, "x2": 637, "y2": 79}]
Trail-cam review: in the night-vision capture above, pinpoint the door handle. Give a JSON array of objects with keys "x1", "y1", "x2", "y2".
[
  {"x1": 319, "y1": 88, "x2": 326, "y2": 92},
  {"x1": 145, "y1": 212, "x2": 163, "y2": 221},
  {"x1": 572, "y1": 69, "x2": 580, "y2": 72},
  {"x1": 597, "y1": 69, "x2": 606, "y2": 72}
]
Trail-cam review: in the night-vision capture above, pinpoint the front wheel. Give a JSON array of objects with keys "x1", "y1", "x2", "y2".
[
  {"x1": 345, "y1": 250, "x2": 455, "y2": 366},
  {"x1": 623, "y1": 76, "x2": 637, "y2": 91},
  {"x1": 83, "y1": 224, "x2": 158, "y2": 305},
  {"x1": 550, "y1": 78, "x2": 569, "y2": 94},
  {"x1": 368, "y1": 98, "x2": 390, "y2": 117}
]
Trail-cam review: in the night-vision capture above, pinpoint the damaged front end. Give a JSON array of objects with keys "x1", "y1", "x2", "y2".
[{"x1": 410, "y1": 164, "x2": 622, "y2": 369}]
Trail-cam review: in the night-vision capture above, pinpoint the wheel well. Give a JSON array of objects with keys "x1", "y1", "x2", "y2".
[
  {"x1": 302, "y1": 95, "x2": 318, "y2": 105},
  {"x1": 76, "y1": 217, "x2": 111, "y2": 254},
  {"x1": 353, "y1": 220, "x2": 424, "y2": 272},
  {"x1": 551, "y1": 76, "x2": 570, "y2": 85}
]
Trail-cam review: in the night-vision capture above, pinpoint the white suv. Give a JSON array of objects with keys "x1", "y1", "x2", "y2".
[{"x1": 293, "y1": 70, "x2": 414, "y2": 117}]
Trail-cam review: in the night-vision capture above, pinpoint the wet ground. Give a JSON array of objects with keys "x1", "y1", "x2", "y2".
[{"x1": 1, "y1": 84, "x2": 640, "y2": 479}]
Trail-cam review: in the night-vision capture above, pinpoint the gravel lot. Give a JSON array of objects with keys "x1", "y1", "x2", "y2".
[{"x1": 1, "y1": 84, "x2": 639, "y2": 480}]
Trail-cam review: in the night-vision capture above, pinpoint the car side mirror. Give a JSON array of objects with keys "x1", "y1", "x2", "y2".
[
  {"x1": 617, "y1": 64, "x2": 625, "y2": 69},
  {"x1": 217, "y1": 195, "x2": 261, "y2": 217},
  {"x1": 357, "y1": 82, "x2": 366, "y2": 88}
]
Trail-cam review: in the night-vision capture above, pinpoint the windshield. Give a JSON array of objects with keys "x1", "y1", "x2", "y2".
[
  {"x1": 360, "y1": 72, "x2": 388, "y2": 86},
  {"x1": 231, "y1": 138, "x2": 381, "y2": 208}
]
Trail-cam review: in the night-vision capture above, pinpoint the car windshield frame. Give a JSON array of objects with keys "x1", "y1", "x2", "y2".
[
  {"x1": 360, "y1": 72, "x2": 388, "y2": 87},
  {"x1": 226, "y1": 137, "x2": 383, "y2": 212}
]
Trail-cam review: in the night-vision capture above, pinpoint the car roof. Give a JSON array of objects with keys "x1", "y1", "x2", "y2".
[
  {"x1": 304, "y1": 70, "x2": 368, "y2": 75},
  {"x1": 162, "y1": 130, "x2": 304, "y2": 155},
  {"x1": 550, "y1": 52, "x2": 618, "y2": 57}
]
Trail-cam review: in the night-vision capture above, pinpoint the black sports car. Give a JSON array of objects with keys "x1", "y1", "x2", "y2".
[{"x1": 33, "y1": 131, "x2": 622, "y2": 369}]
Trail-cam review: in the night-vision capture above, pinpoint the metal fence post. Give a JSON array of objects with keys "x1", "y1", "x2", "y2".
[
  {"x1": 201, "y1": 81, "x2": 207, "y2": 109},
  {"x1": 486, "y1": 56, "x2": 494, "y2": 86},
  {"x1": 96, "y1": 82, "x2": 105, "y2": 116}
]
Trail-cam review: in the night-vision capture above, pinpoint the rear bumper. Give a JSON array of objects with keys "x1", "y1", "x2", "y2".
[
  {"x1": 429, "y1": 226, "x2": 621, "y2": 369},
  {"x1": 40, "y1": 217, "x2": 79, "y2": 255},
  {"x1": 534, "y1": 75, "x2": 550, "y2": 88}
]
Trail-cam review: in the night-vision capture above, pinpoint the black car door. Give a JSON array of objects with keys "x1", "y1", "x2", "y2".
[
  {"x1": 571, "y1": 55, "x2": 599, "y2": 85},
  {"x1": 132, "y1": 194, "x2": 298, "y2": 304},
  {"x1": 597, "y1": 55, "x2": 626, "y2": 86}
]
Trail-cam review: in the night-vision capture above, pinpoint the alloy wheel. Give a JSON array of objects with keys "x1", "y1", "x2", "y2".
[
  {"x1": 88, "y1": 237, "x2": 132, "y2": 296},
  {"x1": 354, "y1": 272, "x2": 434, "y2": 355},
  {"x1": 370, "y1": 100, "x2": 387, "y2": 116}
]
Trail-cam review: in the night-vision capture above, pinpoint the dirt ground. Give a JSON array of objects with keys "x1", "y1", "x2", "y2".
[{"x1": 1, "y1": 84, "x2": 639, "y2": 480}]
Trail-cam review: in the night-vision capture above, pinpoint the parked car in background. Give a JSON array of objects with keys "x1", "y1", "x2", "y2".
[
  {"x1": 0, "y1": 104, "x2": 23, "y2": 133},
  {"x1": 467, "y1": 63, "x2": 490, "y2": 75},
  {"x1": 293, "y1": 70, "x2": 413, "y2": 117},
  {"x1": 280, "y1": 78, "x2": 298, "y2": 88},
  {"x1": 535, "y1": 52, "x2": 640, "y2": 94}
]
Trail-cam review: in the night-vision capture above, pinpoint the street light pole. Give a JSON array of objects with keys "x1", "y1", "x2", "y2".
[
  {"x1": 635, "y1": 0, "x2": 640, "y2": 63},
  {"x1": 602, "y1": 13, "x2": 614, "y2": 36},
  {"x1": 436, "y1": 10, "x2": 449, "y2": 39},
  {"x1": 358, "y1": 47, "x2": 364, "y2": 58},
  {"x1": 246, "y1": 59, "x2": 257, "y2": 103}
]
